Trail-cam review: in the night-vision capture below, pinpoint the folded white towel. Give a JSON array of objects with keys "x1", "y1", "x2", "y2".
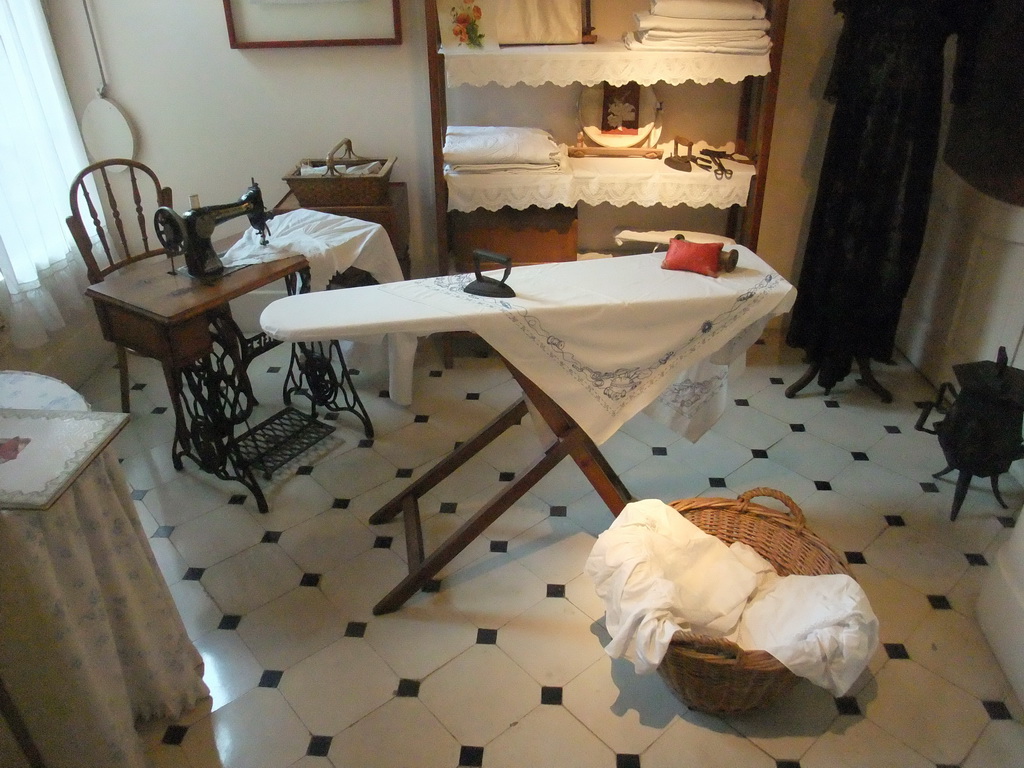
[
  {"x1": 639, "y1": 28, "x2": 770, "y2": 45},
  {"x1": 445, "y1": 161, "x2": 564, "y2": 174},
  {"x1": 443, "y1": 126, "x2": 562, "y2": 167},
  {"x1": 634, "y1": 12, "x2": 770, "y2": 32},
  {"x1": 650, "y1": 0, "x2": 766, "y2": 20},
  {"x1": 624, "y1": 30, "x2": 771, "y2": 54}
]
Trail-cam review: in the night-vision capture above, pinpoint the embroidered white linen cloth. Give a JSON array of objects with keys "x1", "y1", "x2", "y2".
[
  {"x1": 0, "y1": 378, "x2": 208, "y2": 767},
  {"x1": 261, "y1": 247, "x2": 795, "y2": 445},
  {"x1": 223, "y1": 208, "x2": 417, "y2": 404}
]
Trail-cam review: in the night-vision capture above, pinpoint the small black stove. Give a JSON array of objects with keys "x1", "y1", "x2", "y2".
[{"x1": 916, "y1": 347, "x2": 1024, "y2": 520}]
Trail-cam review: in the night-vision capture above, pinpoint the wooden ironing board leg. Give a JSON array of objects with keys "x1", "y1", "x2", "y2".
[{"x1": 370, "y1": 355, "x2": 632, "y2": 615}]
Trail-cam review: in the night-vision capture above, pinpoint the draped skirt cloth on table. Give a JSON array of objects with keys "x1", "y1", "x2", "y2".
[{"x1": 1, "y1": 449, "x2": 209, "y2": 768}]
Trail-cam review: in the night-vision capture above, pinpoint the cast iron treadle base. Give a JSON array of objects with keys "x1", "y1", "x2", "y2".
[{"x1": 235, "y1": 406, "x2": 335, "y2": 480}]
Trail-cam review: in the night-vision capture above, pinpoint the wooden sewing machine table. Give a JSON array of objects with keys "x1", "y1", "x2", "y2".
[
  {"x1": 85, "y1": 254, "x2": 338, "y2": 513},
  {"x1": 261, "y1": 249, "x2": 796, "y2": 613}
]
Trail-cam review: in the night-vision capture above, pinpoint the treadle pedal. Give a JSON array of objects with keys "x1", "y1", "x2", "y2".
[{"x1": 234, "y1": 406, "x2": 335, "y2": 479}]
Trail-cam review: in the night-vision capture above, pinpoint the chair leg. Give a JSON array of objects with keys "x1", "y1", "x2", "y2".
[{"x1": 116, "y1": 344, "x2": 130, "y2": 413}]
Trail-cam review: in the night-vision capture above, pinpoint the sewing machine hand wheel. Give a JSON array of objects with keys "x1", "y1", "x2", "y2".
[
  {"x1": 464, "y1": 250, "x2": 516, "y2": 298},
  {"x1": 154, "y1": 206, "x2": 185, "y2": 255}
]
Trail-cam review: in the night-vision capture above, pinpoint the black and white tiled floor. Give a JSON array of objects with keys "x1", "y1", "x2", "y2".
[{"x1": 78, "y1": 330, "x2": 1024, "y2": 768}]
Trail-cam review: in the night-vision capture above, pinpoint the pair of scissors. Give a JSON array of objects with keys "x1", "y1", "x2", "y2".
[{"x1": 700, "y1": 149, "x2": 733, "y2": 180}]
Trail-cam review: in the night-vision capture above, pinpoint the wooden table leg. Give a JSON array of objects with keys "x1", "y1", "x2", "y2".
[{"x1": 370, "y1": 355, "x2": 632, "y2": 615}]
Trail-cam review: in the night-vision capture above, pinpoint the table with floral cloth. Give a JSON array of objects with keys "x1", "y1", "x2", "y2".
[{"x1": 0, "y1": 372, "x2": 208, "y2": 768}]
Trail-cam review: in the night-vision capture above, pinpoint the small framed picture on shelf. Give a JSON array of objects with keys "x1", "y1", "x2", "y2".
[
  {"x1": 436, "y1": 0, "x2": 498, "y2": 51},
  {"x1": 601, "y1": 83, "x2": 641, "y2": 136},
  {"x1": 223, "y1": 0, "x2": 402, "y2": 49}
]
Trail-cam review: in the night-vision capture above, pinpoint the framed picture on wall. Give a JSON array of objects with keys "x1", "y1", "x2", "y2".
[{"x1": 223, "y1": 0, "x2": 402, "y2": 48}]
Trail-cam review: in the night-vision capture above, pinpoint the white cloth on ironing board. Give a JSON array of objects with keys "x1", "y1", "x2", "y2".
[{"x1": 261, "y1": 247, "x2": 795, "y2": 444}]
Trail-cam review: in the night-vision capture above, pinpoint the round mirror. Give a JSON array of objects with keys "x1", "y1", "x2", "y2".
[
  {"x1": 578, "y1": 83, "x2": 662, "y2": 149},
  {"x1": 81, "y1": 96, "x2": 136, "y2": 163}
]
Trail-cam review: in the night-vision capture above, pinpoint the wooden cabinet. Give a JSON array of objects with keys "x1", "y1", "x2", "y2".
[{"x1": 422, "y1": 0, "x2": 788, "y2": 275}]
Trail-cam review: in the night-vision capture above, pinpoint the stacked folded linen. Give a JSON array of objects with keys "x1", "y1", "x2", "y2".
[
  {"x1": 625, "y1": 0, "x2": 771, "y2": 54},
  {"x1": 443, "y1": 125, "x2": 566, "y2": 173}
]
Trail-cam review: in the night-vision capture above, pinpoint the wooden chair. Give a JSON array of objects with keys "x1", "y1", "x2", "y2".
[{"x1": 66, "y1": 159, "x2": 173, "y2": 412}]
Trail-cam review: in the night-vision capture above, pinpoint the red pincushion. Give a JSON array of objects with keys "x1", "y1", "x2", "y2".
[{"x1": 661, "y1": 239, "x2": 725, "y2": 277}]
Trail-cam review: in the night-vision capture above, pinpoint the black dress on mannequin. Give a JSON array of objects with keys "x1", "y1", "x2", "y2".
[{"x1": 785, "y1": 0, "x2": 989, "y2": 401}]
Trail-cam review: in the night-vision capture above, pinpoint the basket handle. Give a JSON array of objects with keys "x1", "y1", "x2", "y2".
[
  {"x1": 324, "y1": 138, "x2": 360, "y2": 176},
  {"x1": 736, "y1": 487, "x2": 806, "y2": 528}
]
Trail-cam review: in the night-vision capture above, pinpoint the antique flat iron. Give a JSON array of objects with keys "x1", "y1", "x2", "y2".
[
  {"x1": 664, "y1": 136, "x2": 694, "y2": 172},
  {"x1": 154, "y1": 179, "x2": 273, "y2": 279},
  {"x1": 464, "y1": 250, "x2": 516, "y2": 298}
]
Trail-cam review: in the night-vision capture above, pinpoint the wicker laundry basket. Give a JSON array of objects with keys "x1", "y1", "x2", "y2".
[
  {"x1": 283, "y1": 139, "x2": 396, "y2": 207},
  {"x1": 659, "y1": 487, "x2": 851, "y2": 715}
]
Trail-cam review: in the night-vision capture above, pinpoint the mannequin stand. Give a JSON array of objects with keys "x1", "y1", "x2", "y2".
[{"x1": 785, "y1": 356, "x2": 893, "y2": 403}]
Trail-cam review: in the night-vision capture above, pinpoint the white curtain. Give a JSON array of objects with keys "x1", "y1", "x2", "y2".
[{"x1": 0, "y1": 0, "x2": 92, "y2": 349}]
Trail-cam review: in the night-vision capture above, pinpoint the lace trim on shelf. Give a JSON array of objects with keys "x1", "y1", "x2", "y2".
[
  {"x1": 445, "y1": 164, "x2": 754, "y2": 212},
  {"x1": 442, "y1": 42, "x2": 770, "y2": 87}
]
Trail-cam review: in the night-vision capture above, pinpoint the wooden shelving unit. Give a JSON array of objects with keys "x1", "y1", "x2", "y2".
[{"x1": 423, "y1": 0, "x2": 789, "y2": 275}]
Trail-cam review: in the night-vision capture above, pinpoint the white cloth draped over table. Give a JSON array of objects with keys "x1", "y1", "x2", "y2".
[
  {"x1": 261, "y1": 247, "x2": 795, "y2": 446},
  {"x1": 223, "y1": 208, "x2": 404, "y2": 293},
  {"x1": 223, "y1": 208, "x2": 416, "y2": 404},
  {"x1": 0, "y1": 373, "x2": 208, "y2": 768}
]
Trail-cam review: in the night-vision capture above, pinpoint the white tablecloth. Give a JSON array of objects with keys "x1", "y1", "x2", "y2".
[
  {"x1": 0, "y1": 370, "x2": 89, "y2": 411},
  {"x1": 223, "y1": 208, "x2": 416, "y2": 404},
  {"x1": 261, "y1": 247, "x2": 795, "y2": 444},
  {"x1": 0, "y1": 375, "x2": 208, "y2": 768}
]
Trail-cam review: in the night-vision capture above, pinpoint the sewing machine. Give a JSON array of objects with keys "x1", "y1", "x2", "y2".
[{"x1": 154, "y1": 180, "x2": 273, "y2": 279}]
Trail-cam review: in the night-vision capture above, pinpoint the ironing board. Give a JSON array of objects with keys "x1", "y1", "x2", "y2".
[{"x1": 261, "y1": 248, "x2": 795, "y2": 613}]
